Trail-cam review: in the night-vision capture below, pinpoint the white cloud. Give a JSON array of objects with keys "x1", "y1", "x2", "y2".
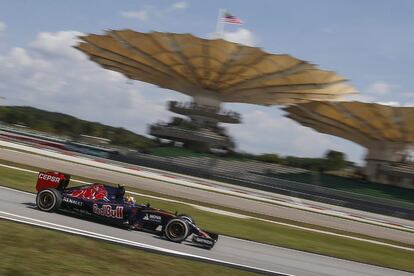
[
  {"x1": 120, "y1": 3, "x2": 187, "y2": 22},
  {"x1": 376, "y1": 101, "x2": 401, "y2": 106},
  {"x1": 0, "y1": 21, "x2": 6, "y2": 33},
  {"x1": 1, "y1": 47, "x2": 33, "y2": 67},
  {"x1": 365, "y1": 81, "x2": 396, "y2": 95},
  {"x1": 0, "y1": 31, "x2": 180, "y2": 134},
  {"x1": 375, "y1": 101, "x2": 414, "y2": 107},
  {"x1": 120, "y1": 10, "x2": 148, "y2": 21},
  {"x1": 0, "y1": 47, "x2": 49, "y2": 69},
  {"x1": 347, "y1": 84, "x2": 414, "y2": 107},
  {"x1": 227, "y1": 108, "x2": 364, "y2": 162},
  {"x1": 30, "y1": 31, "x2": 84, "y2": 60},
  {"x1": 223, "y1": 28, "x2": 255, "y2": 46},
  {"x1": 172, "y1": 1, "x2": 188, "y2": 10}
]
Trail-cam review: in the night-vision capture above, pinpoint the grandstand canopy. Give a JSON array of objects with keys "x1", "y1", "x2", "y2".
[
  {"x1": 284, "y1": 101, "x2": 414, "y2": 147},
  {"x1": 75, "y1": 29, "x2": 357, "y2": 106}
]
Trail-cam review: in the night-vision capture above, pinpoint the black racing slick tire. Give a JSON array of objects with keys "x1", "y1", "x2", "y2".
[
  {"x1": 164, "y1": 218, "x2": 189, "y2": 243},
  {"x1": 36, "y1": 188, "x2": 62, "y2": 212}
]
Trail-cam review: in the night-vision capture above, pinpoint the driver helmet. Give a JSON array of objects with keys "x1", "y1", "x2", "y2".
[{"x1": 126, "y1": 196, "x2": 136, "y2": 204}]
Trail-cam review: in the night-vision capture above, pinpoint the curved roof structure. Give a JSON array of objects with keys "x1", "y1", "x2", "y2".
[
  {"x1": 284, "y1": 101, "x2": 414, "y2": 147},
  {"x1": 75, "y1": 29, "x2": 357, "y2": 105}
]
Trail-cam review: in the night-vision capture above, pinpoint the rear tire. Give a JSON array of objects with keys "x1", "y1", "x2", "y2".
[
  {"x1": 164, "y1": 218, "x2": 189, "y2": 243},
  {"x1": 36, "y1": 188, "x2": 62, "y2": 212}
]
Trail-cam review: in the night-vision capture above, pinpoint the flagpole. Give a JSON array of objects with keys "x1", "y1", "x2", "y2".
[{"x1": 215, "y1": 8, "x2": 225, "y2": 38}]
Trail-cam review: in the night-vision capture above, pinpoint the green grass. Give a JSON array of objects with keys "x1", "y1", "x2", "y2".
[
  {"x1": 2, "y1": 158, "x2": 413, "y2": 239},
  {"x1": 0, "y1": 219, "x2": 255, "y2": 276},
  {"x1": 1, "y1": 160, "x2": 414, "y2": 272}
]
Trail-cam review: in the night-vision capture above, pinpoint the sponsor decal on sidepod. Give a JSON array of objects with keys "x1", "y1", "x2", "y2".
[
  {"x1": 143, "y1": 213, "x2": 162, "y2": 222},
  {"x1": 93, "y1": 204, "x2": 123, "y2": 219}
]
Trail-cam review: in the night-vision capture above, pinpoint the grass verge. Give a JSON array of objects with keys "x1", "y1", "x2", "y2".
[
  {"x1": 0, "y1": 219, "x2": 255, "y2": 276},
  {"x1": 0, "y1": 161, "x2": 414, "y2": 272},
  {"x1": 1, "y1": 158, "x2": 413, "y2": 239},
  {"x1": 1, "y1": 159, "x2": 412, "y2": 242},
  {"x1": 3, "y1": 144, "x2": 414, "y2": 218}
]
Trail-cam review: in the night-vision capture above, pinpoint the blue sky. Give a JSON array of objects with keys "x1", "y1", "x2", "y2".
[{"x1": 0, "y1": 1, "x2": 413, "y2": 163}]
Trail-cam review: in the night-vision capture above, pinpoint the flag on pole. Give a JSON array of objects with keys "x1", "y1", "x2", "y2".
[{"x1": 222, "y1": 12, "x2": 243, "y2": 25}]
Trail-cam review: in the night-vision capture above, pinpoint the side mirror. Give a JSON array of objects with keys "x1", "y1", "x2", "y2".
[{"x1": 146, "y1": 203, "x2": 150, "y2": 208}]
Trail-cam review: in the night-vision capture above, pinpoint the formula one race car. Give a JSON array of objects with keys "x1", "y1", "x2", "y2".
[{"x1": 35, "y1": 171, "x2": 218, "y2": 249}]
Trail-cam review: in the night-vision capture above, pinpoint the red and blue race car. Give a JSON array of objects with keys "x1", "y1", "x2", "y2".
[{"x1": 35, "y1": 171, "x2": 218, "y2": 249}]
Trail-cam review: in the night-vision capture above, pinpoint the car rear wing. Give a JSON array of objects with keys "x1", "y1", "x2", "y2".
[{"x1": 36, "y1": 171, "x2": 71, "y2": 192}]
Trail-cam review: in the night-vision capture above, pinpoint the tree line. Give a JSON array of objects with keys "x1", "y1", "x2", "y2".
[
  {"x1": 254, "y1": 151, "x2": 352, "y2": 171},
  {"x1": 0, "y1": 106, "x2": 154, "y2": 149},
  {"x1": 0, "y1": 106, "x2": 351, "y2": 171}
]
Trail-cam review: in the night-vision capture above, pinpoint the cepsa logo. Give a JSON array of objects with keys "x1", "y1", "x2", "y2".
[
  {"x1": 93, "y1": 204, "x2": 123, "y2": 219},
  {"x1": 38, "y1": 173, "x2": 61, "y2": 183}
]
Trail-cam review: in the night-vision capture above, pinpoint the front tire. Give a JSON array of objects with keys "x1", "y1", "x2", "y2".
[
  {"x1": 36, "y1": 188, "x2": 62, "y2": 212},
  {"x1": 164, "y1": 218, "x2": 189, "y2": 243},
  {"x1": 177, "y1": 213, "x2": 195, "y2": 225}
]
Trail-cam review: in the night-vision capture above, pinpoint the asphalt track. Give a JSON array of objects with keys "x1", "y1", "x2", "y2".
[
  {"x1": 1, "y1": 147, "x2": 413, "y2": 245},
  {"x1": 1, "y1": 187, "x2": 413, "y2": 276}
]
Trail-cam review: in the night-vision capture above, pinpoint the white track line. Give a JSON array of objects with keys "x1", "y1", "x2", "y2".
[
  {"x1": 0, "y1": 185, "x2": 34, "y2": 196},
  {"x1": 0, "y1": 211, "x2": 289, "y2": 276}
]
